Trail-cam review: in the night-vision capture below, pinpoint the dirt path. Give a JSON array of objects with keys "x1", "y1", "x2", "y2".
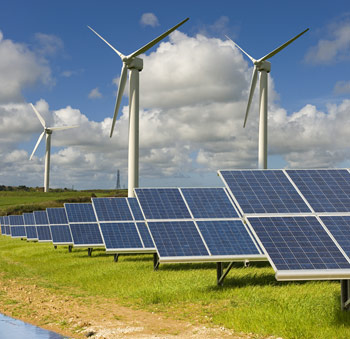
[{"x1": 0, "y1": 278, "x2": 258, "y2": 338}]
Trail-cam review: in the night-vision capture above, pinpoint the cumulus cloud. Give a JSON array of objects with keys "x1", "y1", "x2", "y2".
[
  {"x1": 1, "y1": 30, "x2": 350, "y2": 189},
  {"x1": 305, "y1": 20, "x2": 350, "y2": 64},
  {"x1": 34, "y1": 33, "x2": 64, "y2": 56},
  {"x1": 140, "y1": 13, "x2": 160, "y2": 27},
  {"x1": 88, "y1": 87, "x2": 102, "y2": 99},
  {"x1": 333, "y1": 81, "x2": 350, "y2": 95},
  {"x1": 0, "y1": 31, "x2": 52, "y2": 102}
]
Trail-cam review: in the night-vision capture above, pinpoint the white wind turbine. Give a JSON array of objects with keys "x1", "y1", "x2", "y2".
[
  {"x1": 88, "y1": 18, "x2": 189, "y2": 197},
  {"x1": 226, "y1": 28, "x2": 309, "y2": 169},
  {"x1": 29, "y1": 103, "x2": 79, "y2": 192}
]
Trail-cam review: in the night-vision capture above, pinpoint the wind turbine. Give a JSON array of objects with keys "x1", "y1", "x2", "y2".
[
  {"x1": 226, "y1": 28, "x2": 309, "y2": 169},
  {"x1": 29, "y1": 103, "x2": 78, "y2": 193},
  {"x1": 88, "y1": 17, "x2": 189, "y2": 197}
]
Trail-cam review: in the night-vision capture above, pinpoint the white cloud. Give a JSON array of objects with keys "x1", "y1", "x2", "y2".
[
  {"x1": 1, "y1": 31, "x2": 350, "y2": 189},
  {"x1": 88, "y1": 87, "x2": 102, "y2": 99},
  {"x1": 34, "y1": 33, "x2": 64, "y2": 56},
  {"x1": 140, "y1": 13, "x2": 159, "y2": 27},
  {"x1": 305, "y1": 20, "x2": 350, "y2": 64},
  {"x1": 0, "y1": 31, "x2": 52, "y2": 102},
  {"x1": 333, "y1": 80, "x2": 350, "y2": 95}
]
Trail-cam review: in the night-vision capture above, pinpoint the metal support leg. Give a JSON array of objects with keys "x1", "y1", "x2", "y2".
[
  {"x1": 153, "y1": 253, "x2": 159, "y2": 271},
  {"x1": 341, "y1": 280, "x2": 350, "y2": 311},
  {"x1": 114, "y1": 254, "x2": 119, "y2": 262},
  {"x1": 54, "y1": 245, "x2": 57, "y2": 249},
  {"x1": 244, "y1": 260, "x2": 250, "y2": 267},
  {"x1": 217, "y1": 262, "x2": 235, "y2": 286},
  {"x1": 88, "y1": 248, "x2": 93, "y2": 257},
  {"x1": 68, "y1": 245, "x2": 72, "y2": 252}
]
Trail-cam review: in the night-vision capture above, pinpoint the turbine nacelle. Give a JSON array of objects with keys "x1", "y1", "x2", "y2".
[{"x1": 255, "y1": 60, "x2": 271, "y2": 73}]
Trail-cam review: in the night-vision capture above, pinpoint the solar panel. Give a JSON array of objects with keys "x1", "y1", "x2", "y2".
[
  {"x1": 47, "y1": 208, "x2": 72, "y2": 245},
  {"x1": 92, "y1": 197, "x2": 133, "y2": 221},
  {"x1": 65, "y1": 203, "x2": 103, "y2": 248},
  {"x1": 219, "y1": 170, "x2": 311, "y2": 214},
  {"x1": 3, "y1": 216, "x2": 10, "y2": 236},
  {"x1": 34, "y1": 211, "x2": 51, "y2": 242},
  {"x1": 134, "y1": 188, "x2": 191, "y2": 220},
  {"x1": 47, "y1": 208, "x2": 68, "y2": 224},
  {"x1": 128, "y1": 198, "x2": 144, "y2": 221},
  {"x1": 69, "y1": 223, "x2": 103, "y2": 246},
  {"x1": 247, "y1": 216, "x2": 350, "y2": 280},
  {"x1": 320, "y1": 216, "x2": 350, "y2": 258},
  {"x1": 8, "y1": 215, "x2": 26, "y2": 238},
  {"x1": 286, "y1": 169, "x2": 350, "y2": 213},
  {"x1": 92, "y1": 197, "x2": 155, "y2": 253},
  {"x1": 147, "y1": 221, "x2": 209, "y2": 258},
  {"x1": 23, "y1": 213, "x2": 38, "y2": 241},
  {"x1": 196, "y1": 220, "x2": 260, "y2": 256},
  {"x1": 0, "y1": 216, "x2": 4, "y2": 235},
  {"x1": 180, "y1": 188, "x2": 239, "y2": 219},
  {"x1": 65, "y1": 203, "x2": 97, "y2": 223}
]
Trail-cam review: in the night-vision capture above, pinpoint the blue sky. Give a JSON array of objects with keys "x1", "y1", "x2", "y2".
[{"x1": 0, "y1": 0, "x2": 350, "y2": 189}]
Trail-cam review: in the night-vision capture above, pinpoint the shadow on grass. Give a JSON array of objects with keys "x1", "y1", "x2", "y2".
[{"x1": 332, "y1": 291, "x2": 350, "y2": 327}]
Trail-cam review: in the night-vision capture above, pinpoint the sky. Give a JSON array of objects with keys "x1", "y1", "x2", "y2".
[{"x1": 0, "y1": 0, "x2": 350, "y2": 189}]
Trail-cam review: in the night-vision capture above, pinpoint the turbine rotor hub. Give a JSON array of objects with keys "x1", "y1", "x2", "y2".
[
  {"x1": 45, "y1": 129, "x2": 53, "y2": 135},
  {"x1": 256, "y1": 60, "x2": 271, "y2": 73},
  {"x1": 126, "y1": 57, "x2": 143, "y2": 71}
]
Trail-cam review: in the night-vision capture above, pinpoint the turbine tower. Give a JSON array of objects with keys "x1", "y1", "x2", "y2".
[
  {"x1": 88, "y1": 18, "x2": 189, "y2": 197},
  {"x1": 226, "y1": 28, "x2": 309, "y2": 169},
  {"x1": 29, "y1": 103, "x2": 78, "y2": 192}
]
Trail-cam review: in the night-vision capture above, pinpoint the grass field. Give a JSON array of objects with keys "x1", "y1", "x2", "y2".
[{"x1": 1, "y1": 191, "x2": 350, "y2": 338}]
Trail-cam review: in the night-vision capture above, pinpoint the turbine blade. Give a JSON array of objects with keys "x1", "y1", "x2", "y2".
[
  {"x1": 110, "y1": 64, "x2": 128, "y2": 138},
  {"x1": 30, "y1": 103, "x2": 46, "y2": 128},
  {"x1": 258, "y1": 28, "x2": 309, "y2": 62},
  {"x1": 88, "y1": 26, "x2": 126, "y2": 60},
  {"x1": 128, "y1": 17, "x2": 189, "y2": 59},
  {"x1": 49, "y1": 125, "x2": 79, "y2": 131},
  {"x1": 30, "y1": 131, "x2": 45, "y2": 160},
  {"x1": 225, "y1": 35, "x2": 256, "y2": 63},
  {"x1": 243, "y1": 65, "x2": 258, "y2": 128}
]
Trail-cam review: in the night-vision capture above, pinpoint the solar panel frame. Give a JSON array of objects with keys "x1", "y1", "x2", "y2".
[
  {"x1": 64, "y1": 203, "x2": 104, "y2": 248},
  {"x1": 34, "y1": 211, "x2": 52, "y2": 242},
  {"x1": 46, "y1": 208, "x2": 73, "y2": 246},
  {"x1": 3, "y1": 216, "x2": 10, "y2": 236},
  {"x1": 218, "y1": 169, "x2": 313, "y2": 216},
  {"x1": 91, "y1": 197, "x2": 156, "y2": 254},
  {"x1": 286, "y1": 169, "x2": 350, "y2": 214},
  {"x1": 246, "y1": 215, "x2": 350, "y2": 281},
  {"x1": 23, "y1": 213, "x2": 38, "y2": 241}
]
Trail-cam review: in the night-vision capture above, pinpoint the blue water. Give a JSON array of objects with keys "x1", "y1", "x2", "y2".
[{"x1": 0, "y1": 313, "x2": 68, "y2": 339}]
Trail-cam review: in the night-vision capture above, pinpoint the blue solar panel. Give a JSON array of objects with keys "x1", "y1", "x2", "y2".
[
  {"x1": 248, "y1": 216, "x2": 350, "y2": 270},
  {"x1": 196, "y1": 220, "x2": 260, "y2": 255},
  {"x1": 69, "y1": 223, "x2": 103, "y2": 246},
  {"x1": 23, "y1": 213, "x2": 38, "y2": 240},
  {"x1": 181, "y1": 188, "x2": 239, "y2": 218},
  {"x1": 47, "y1": 208, "x2": 68, "y2": 224},
  {"x1": 99, "y1": 222, "x2": 143, "y2": 249},
  {"x1": 320, "y1": 216, "x2": 350, "y2": 258},
  {"x1": 136, "y1": 222, "x2": 154, "y2": 248},
  {"x1": 34, "y1": 211, "x2": 49, "y2": 225},
  {"x1": 128, "y1": 198, "x2": 144, "y2": 221},
  {"x1": 9, "y1": 215, "x2": 24, "y2": 226},
  {"x1": 92, "y1": 197, "x2": 133, "y2": 221},
  {"x1": 219, "y1": 170, "x2": 311, "y2": 214},
  {"x1": 135, "y1": 188, "x2": 191, "y2": 220},
  {"x1": 50, "y1": 225, "x2": 73, "y2": 244},
  {"x1": 147, "y1": 221, "x2": 209, "y2": 257},
  {"x1": 36, "y1": 226, "x2": 52, "y2": 241},
  {"x1": 65, "y1": 203, "x2": 97, "y2": 223},
  {"x1": 11, "y1": 226, "x2": 26, "y2": 238},
  {"x1": 287, "y1": 169, "x2": 350, "y2": 213},
  {"x1": 4, "y1": 216, "x2": 10, "y2": 236},
  {"x1": 0, "y1": 216, "x2": 4, "y2": 235}
]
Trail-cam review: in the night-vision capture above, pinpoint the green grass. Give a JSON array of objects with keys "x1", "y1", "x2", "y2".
[
  {"x1": 0, "y1": 236, "x2": 350, "y2": 339},
  {"x1": 0, "y1": 189, "x2": 127, "y2": 215}
]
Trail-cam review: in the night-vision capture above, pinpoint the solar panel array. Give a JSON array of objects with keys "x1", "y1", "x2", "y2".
[
  {"x1": 219, "y1": 169, "x2": 350, "y2": 281},
  {"x1": 135, "y1": 187, "x2": 264, "y2": 263},
  {"x1": 0, "y1": 216, "x2": 4, "y2": 235},
  {"x1": 65, "y1": 203, "x2": 103, "y2": 248},
  {"x1": 92, "y1": 197, "x2": 155, "y2": 253},
  {"x1": 47, "y1": 208, "x2": 73, "y2": 245}
]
